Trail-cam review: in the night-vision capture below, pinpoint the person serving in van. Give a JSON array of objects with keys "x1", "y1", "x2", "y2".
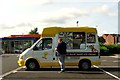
[{"x1": 55, "y1": 38, "x2": 67, "y2": 73}]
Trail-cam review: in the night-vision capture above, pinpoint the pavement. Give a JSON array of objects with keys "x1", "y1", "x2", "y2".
[
  {"x1": 0, "y1": 54, "x2": 120, "y2": 80},
  {"x1": 100, "y1": 54, "x2": 119, "y2": 66}
]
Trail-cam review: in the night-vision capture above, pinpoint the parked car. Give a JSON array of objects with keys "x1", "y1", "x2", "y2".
[
  {"x1": 0, "y1": 49, "x2": 5, "y2": 55},
  {"x1": 13, "y1": 48, "x2": 23, "y2": 53}
]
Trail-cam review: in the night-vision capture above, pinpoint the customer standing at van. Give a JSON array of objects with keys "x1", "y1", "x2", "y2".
[{"x1": 56, "y1": 38, "x2": 67, "y2": 73}]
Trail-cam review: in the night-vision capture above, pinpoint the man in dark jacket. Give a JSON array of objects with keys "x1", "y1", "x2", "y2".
[{"x1": 56, "y1": 38, "x2": 67, "y2": 73}]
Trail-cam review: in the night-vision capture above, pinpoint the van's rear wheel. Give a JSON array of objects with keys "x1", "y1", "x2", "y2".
[
  {"x1": 26, "y1": 59, "x2": 39, "y2": 71},
  {"x1": 79, "y1": 60, "x2": 91, "y2": 70}
]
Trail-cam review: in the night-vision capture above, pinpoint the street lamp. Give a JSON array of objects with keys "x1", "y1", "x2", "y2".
[{"x1": 77, "y1": 21, "x2": 79, "y2": 27}]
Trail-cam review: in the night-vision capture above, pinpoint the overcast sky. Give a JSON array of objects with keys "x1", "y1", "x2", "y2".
[{"x1": 0, "y1": 0, "x2": 119, "y2": 38}]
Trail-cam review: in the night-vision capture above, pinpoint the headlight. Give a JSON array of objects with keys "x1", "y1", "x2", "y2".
[{"x1": 19, "y1": 56, "x2": 23, "y2": 59}]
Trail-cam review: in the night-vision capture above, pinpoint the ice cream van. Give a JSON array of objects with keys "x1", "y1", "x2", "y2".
[{"x1": 18, "y1": 27, "x2": 101, "y2": 70}]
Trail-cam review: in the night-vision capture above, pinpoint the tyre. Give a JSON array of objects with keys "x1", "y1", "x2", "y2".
[
  {"x1": 79, "y1": 60, "x2": 91, "y2": 70},
  {"x1": 26, "y1": 59, "x2": 39, "y2": 71}
]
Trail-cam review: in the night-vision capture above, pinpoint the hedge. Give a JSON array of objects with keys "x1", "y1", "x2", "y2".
[
  {"x1": 100, "y1": 44, "x2": 120, "y2": 56},
  {"x1": 100, "y1": 46, "x2": 109, "y2": 56}
]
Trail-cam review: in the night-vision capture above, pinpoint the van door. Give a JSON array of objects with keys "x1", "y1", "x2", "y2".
[{"x1": 33, "y1": 38, "x2": 54, "y2": 67}]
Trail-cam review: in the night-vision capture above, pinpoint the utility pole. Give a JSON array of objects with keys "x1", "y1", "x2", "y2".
[
  {"x1": 77, "y1": 21, "x2": 79, "y2": 27},
  {"x1": 115, "y1": 34, "x2": 118, "y2": 44}
]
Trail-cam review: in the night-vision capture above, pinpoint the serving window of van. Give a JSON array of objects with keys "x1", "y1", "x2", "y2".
[
  {"x1": 59, "y1": 32, "x2": 85, "y2": 49},
  {"x1": 73, "y1": 32, "x2": 85, "y2": 49},
  {"x1": 87, "y1": 33, "x2": 96, "y2": 43}
]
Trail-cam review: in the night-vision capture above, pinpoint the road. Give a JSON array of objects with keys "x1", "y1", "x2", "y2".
[
  {"x1": 1, "y1": 54, "x2": 19, "y2": 74},
  {"x1": 0, "y1": 54, "x2": 120, "y2": 80}
]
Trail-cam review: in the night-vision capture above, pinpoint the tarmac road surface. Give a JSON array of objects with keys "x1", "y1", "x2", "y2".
[
  {"x1": 1, "y1": 66, "x2": 120, "y2": 80},
  {"x1": 1, "y1": 54, "x2": 19, "y2": 74},
  {"x1": 0, "y1": 54, "x2": 120, "y2": 80}
]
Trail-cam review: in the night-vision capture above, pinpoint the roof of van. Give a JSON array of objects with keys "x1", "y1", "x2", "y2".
[{"x1": 42, "y1": 26, "x2": 97, "y2": 37}]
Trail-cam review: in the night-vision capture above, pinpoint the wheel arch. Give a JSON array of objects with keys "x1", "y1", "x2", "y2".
[
  {"x1": 25, "y1": 57, "x2": 40, "y2": 67},
  {"x1": 79, "y1": 58, "x2": 91, "y2": 65}
]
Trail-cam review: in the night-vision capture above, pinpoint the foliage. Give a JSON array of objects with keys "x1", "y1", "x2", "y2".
[
  {"x1": 29, "y1": 28, "x2": 39, "y2": 34},
  {"x1": 105, "y1": 44, "x2": 120, "y2": 54},
  {"x1": 100, "y1": 44, "x2": 120, "y2": 56},
  {"x1": 98, "y1": 36, "x2": 105, "y2": 44},
  {"x1": 100, "y1": 46, "x2": 109, "y2": 56}
]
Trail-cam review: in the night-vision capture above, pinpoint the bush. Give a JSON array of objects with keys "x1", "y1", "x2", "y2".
[
  {"x1": 105, "y1": 44, "x2": 120, "y2": 54},
  {"x1": 100, "y1": 44, "x2": 120, "y2": 56},
  {"x1": 100, "y1": 46, "x2": 109, "y2": 56}
]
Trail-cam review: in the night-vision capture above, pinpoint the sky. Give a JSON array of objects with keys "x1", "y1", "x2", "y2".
[{"x1": 0, "y1": 0, "x2": 119, "y2": 38}]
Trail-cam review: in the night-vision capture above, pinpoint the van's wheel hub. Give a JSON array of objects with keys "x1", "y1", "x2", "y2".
[
  {"x1": 29, "y1": 62, "x2": 36, "y2": 69},
  {"x1": 81, "y1": 62, "x2": 89, "y2": 70},
  {"x1": 26, "y1": 60, "x2": 39, "y2": 70},
  {"x1": 79, "y1": 60, "x2": 91, "y2": 70}
]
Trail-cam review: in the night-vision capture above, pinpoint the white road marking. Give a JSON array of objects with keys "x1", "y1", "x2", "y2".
[
  {"x1": 98, "y1": 66, "x2": 120, "y2": 68},
  {"x1": 0, "y1": 66, "x2": 25, "y2": 80},
  {"x1": 0, "y1": 78, "x2": 2, "y2": 80},
  {"x1": 113, "y1": 61, "x2": 119, "y2": 63},
  {"x1": 12, "y1": 70, "x2": 18, "y2": 73},
  {"x1": 93, "y1": 65, "x2": 120, "y2": 80},
  {"x1": 110, "y1": 55, "x2": 119, "y2": 58}
]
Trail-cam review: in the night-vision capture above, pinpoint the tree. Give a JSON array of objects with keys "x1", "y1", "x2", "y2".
[
  {"x1": 98, "y1": 36, "x2": 106, "y2": 44},
  {"x1": 29, "y1": 28, "x2": 39, "y2": 34}
]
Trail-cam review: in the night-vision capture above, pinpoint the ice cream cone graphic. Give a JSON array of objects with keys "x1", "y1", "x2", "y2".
[{"x1": 42, "y1": 52, "x2": 48, "y2": 59}]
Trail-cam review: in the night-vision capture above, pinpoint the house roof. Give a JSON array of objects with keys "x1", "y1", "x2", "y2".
[
  {"x1": 6, "y1": 34, "x2": 41, "y2": 38},
  {"x1": 103, "y1": 34, "x2": 120, "y2": 37}
]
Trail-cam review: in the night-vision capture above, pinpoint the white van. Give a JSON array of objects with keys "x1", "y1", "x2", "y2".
[{"x1": 18, "y1": 27, "x2": 101, "y2": 70}]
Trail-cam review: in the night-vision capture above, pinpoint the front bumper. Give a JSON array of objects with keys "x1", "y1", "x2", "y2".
[{"x1": 18, "y1": 60, "x2": 25, "y2": 66}]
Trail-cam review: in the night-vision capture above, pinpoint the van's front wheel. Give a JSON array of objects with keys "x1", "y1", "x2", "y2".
[{"x1": 26, "y1": 59, "x2": 39, "y2": 71}]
